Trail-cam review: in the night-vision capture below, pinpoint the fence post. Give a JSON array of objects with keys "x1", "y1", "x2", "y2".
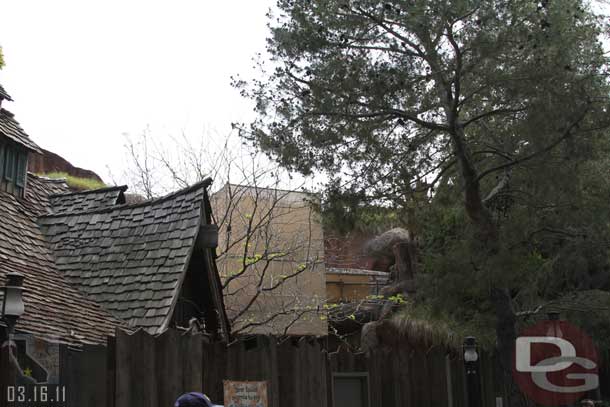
[{"x1": 107, "y1": 335, "x2": 116, "y2": 407}]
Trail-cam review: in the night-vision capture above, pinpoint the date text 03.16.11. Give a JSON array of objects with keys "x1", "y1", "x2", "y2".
[{"x1": 6, "y1": 385, "x2": 67, "y2": 406}]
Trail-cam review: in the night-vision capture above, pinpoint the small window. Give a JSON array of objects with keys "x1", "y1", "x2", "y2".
[
  {"x1": 332, "y1": 373, "x2": 370, "y2": 407},
  {"x1": 0, "y1": 142, "x2": 29, "y2": 197},
  {"x1": 16, "y1": 153, "x2": 27, "y2": 187},
  {"x1": 4, "y1": 147, "x2": 14, "y2": 181}
]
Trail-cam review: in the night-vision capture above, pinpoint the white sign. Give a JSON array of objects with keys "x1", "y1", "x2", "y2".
[{"x1": 223, "y1": 381, "x2": 268, "y2": 407}]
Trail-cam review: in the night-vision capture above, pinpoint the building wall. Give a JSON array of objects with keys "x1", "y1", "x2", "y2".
[
  {"x1": 324, "y1": 230, "x2": 392, "y2": 304},
  {"x1": 325, "y1": 272, "x2": 388, "y2": 303},
  {"x1": 324, "y1": 231, "x2": 392, "y2": 272},
  {"x1": 326, "y1": 273, "x2": 370, "y2": 303},
  {"x1": 212, "y1": 184, "x2": 327, "y2": 336}
]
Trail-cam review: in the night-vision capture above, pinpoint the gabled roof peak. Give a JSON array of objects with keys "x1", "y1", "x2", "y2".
[
  {"x1": 0, "y1": 83, "x2": 13, "y2": 102},
  {"x1": 0, "y1": 107, "x2": 42, "y2": 153},
  {"x1": 44, "y1": 177, "x2": 213, "y2": 218},
  {"x1": 134, "y1": 177, "x2": 213, "y2": 207}
]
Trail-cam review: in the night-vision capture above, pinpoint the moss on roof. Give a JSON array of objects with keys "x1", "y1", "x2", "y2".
[{"x1": 39, "y1": 172, "x2": 106, "y2": 191}]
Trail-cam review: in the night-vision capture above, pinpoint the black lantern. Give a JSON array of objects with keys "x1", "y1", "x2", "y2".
[
  {"x1": 463, "y1": 336, "x2": 482, "y2": 407},
  {"x1": 1, "y1": 272, "x2": 25, "y2": 333}
]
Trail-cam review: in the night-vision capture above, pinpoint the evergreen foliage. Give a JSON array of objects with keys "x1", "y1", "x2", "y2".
[{"x1": 237, "y1": 0, "x2": 610, "y2": 349}]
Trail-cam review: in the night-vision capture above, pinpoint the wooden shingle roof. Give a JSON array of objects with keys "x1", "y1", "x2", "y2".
[
  {"x1": 0, "y1": 83, "x2": 13, "y2": 102},
  {"x1": 0, "y1": 82, "x2": 40, "y2": 152},
  {"x1": 0, "y1": 108, "x2": 42, "y2": 153},
  {"x1": 49, "y1": 185, "x2": 127, "y2": 215},
  {"x1": 0, "y1": 175, "x2": 126, "y2": 345},
  {"x1": 24, "y1": 174, "x2": 72, "y2": 215},
  {"x1": 39, "y1": 179, "x2": 226, "y2": 334}
]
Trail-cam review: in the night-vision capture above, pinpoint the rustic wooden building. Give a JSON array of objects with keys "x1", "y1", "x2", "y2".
[
  {"x1": 39, "y1": 180, "x2": 229, "y2": 337},
  {"x1": 0, "y1": 81, "x2": 230, "y2": 405},
  {"x1": 0, "y1": 83, "x2": 123, "y2": 346}
]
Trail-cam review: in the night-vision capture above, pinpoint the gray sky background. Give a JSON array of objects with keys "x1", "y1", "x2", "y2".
[
  {"x1": 1, "y1": 1, "x2": 609, "y2": 189},
  {"x1": 0, "y1": 0, "x2": 275, "y2": 182}
]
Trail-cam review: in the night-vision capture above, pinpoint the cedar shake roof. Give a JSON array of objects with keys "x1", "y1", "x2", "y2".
[
  {"x1": 0, "y1": 175, "x2": 126, "y2": 345},
  {"x1": 0, "y1": 108, "x2": 42, "y2": 153},
  {"x1": 39, "y1": 179, "x2": 229, "y2": 336},
  {"x1": 49, "y1": 185, "x2": 127, "y2": 215},
  {"x1": 0, "y1": 83, "x2": 13, "y2": 102},
  {"x1": 24, "y1": 174, "x2": 72, "y2": 215}
]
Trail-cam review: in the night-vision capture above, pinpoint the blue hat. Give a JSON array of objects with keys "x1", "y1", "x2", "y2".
[{"x1": 174, "y1": 392, "x2": 222, "y2": 407}]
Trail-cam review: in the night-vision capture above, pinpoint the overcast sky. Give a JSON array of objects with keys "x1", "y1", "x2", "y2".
[
  {"x1": 2, "y1": 1, "x2": 609, "y2": 188},
  {"x1": 0, "y1": 0, "x2": 275, "y2": 182}
]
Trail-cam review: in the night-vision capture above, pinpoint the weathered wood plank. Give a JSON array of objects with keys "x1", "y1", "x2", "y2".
[
  {"x1": 135, "y1": 330, "x2": 157, "y2": 407},
  {"x1": 183, "y1": 333, "x2": 203, "y2": 392},
  {"x1": 107, "y1": 336, "x2": 116, "y2": 407},
  {"x1": 155, "y1": 329, "x2": 181, "y2": 407},
  {"x1": 64, "y1": 345, "x2": 108, "y2": 407},
  {"x1": 278, "y1": 340, "x2": 296, "y2": 407},
  {"x1": 268, "y1": 338, "x2": 280, "y2": 407},
  {"x1": 115, "y1": 329, "x2": 131, "y2": 407}
]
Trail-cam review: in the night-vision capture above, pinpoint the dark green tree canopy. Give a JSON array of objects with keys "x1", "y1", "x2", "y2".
[
  {"x1": 238, "y1": 1, "x2": 610, "y2": 371},
  {"x1": 239, "y1": 0, "x2": 609, "y2": 214}
]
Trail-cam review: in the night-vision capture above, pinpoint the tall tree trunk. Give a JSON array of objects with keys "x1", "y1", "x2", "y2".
[
  {"x1": 393, "y1": 241, "x2": 416, "y2": 281},
  {"x1": 450, "y1": 124, "x2": 524, "y2": 407},
  {"x1": 492, "y1": 287, "x2": 528, "y2": 406}
]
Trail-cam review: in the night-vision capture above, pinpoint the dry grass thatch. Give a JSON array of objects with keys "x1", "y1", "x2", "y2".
[{"x1": 383, "y1": 302, "x2": 496, "y2": 351}]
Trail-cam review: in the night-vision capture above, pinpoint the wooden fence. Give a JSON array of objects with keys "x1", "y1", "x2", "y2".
[
  {"x1": 105, "y1": 328, "x2": 495, "y2": 407},
  {"x1": 329, "y1": 343, "x2": 508, "y2": 407},
  {"x1": 105, "y1": 330, "x2": 328, "y2": 407},
  {"x1": 5, "y1": 327, "x2": 608, "y2": 407},
  {"x1": 202, "y1": 336, "x2": 328, "y2": 407},
  {"x1": 110, "y1": 329, "x2": 204, "y2": 407},
  {"x1": 61, "y1": 344, "x2": 108, "y2": 407}
]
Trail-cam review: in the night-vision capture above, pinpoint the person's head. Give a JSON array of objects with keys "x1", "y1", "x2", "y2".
[{"x1": 174, "y1": 392, "x2": 221, "y2": 407}]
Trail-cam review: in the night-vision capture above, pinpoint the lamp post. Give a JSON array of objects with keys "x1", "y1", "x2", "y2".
[
  {"x1": 464, "y1": 336, "x2": 482, "y2": 407},
  {"x1": 1, "y1": 272, "x2": 25, "y2": 335},
  {"x1": 0, "y1": 272, "x2": 25, "y2": 407}
]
